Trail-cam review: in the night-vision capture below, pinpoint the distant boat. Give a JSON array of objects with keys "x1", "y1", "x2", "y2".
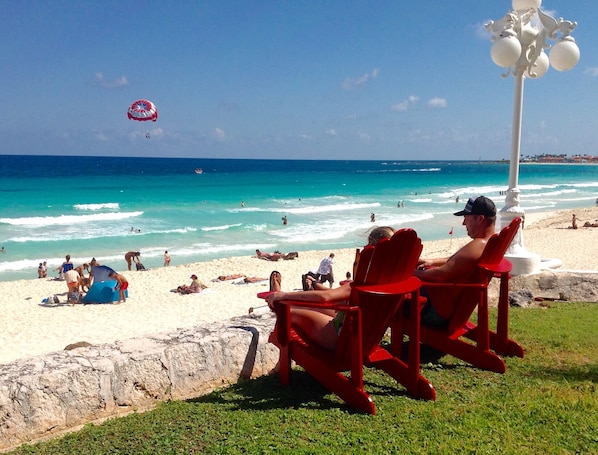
[{"x1": 194, "y1": 168, "x2": 203, "y2": 174}]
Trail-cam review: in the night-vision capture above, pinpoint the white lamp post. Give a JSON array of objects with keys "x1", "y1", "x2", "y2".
[{"x1": 486, "y1": 0, "x2": 580, "y2": 275}]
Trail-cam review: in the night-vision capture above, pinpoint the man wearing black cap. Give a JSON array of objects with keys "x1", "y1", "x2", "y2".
[{"x1": 413, "y1": 196, "x2": 497, "y2": 327}]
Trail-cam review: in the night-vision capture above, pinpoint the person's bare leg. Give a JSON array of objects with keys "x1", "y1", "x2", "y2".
[{"x1": 291, "y1": 309, "x2": 337, "y2": 350}]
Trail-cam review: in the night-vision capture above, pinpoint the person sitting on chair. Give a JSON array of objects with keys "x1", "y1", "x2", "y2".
[
  {"x1": 265, "y1": 226, "x2": 395, "y2": 350},
  {"x1": 413, "y1": 195, "x2": 497, "y2": 328}
]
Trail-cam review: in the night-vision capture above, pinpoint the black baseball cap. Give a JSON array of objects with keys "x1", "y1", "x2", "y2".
[{"x1": 454, "y1": 196, "x2": 496, "y2": 217}]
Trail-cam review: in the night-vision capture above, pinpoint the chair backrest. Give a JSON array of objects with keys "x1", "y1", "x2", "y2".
[
  {"x1": 477, "y1": 217, "x2": 521, "y2": 269},
  {"x1": 353, "y1": 228, "x2": 423, "y2": 287},
  {"x1": 339, "y1": 229, "x2": 422, "y2": 359},
  {"x1": 446, "y1": 217, "x2": 521, "y2": 332}
]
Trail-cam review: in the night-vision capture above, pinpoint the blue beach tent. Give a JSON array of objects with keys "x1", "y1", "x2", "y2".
[{"x1": 82, "y1": 265, "x2": 127, "y2": 304}]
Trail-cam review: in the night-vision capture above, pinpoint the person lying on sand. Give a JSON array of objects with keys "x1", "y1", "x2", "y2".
[
  {"x1": 215, "y1": 274, "x2": 267, "y2": 283},
  {"x1": 216, "y1": 274, "x2": 246, "y2": 281},
  {"x1": 255, "y1": 250, "x2": 284, "y2": 261},
  {"x1": 255, "y1": 250, "x2": 299, "y2": 261}
]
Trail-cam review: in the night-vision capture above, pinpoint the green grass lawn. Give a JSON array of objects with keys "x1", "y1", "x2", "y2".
[{"x1": 9, "y1": 302, "x2": 598, "y2": 454}]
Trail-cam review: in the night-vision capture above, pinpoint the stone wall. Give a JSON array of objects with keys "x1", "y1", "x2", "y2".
[
  {"x1": 0, "y1": 313, "x2": 278, "y2": 452},
  {"x1": 487, "y1": 271, "x2": 598, "y2": 305}
]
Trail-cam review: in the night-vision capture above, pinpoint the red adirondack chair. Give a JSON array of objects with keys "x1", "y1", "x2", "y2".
[
  {"x1": 412, "y1": 217, "x2": 524, "y2": 373},
  {"x1": 264, "y1": 228, "x2": 436, "y2": 415}
]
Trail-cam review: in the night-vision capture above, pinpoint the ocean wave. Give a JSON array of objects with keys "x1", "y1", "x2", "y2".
[
  {"x1": 227, "y1": 202, "x2": 380, "y2": 215},
  {"x1": 201, "y1": 223, "x2": 242, "y2": 232},
  {"x1": 380, "y1": 163, "x2": 442, "y2": 172},
  {"x1": 0, "y1": 211, "x2": 143, "y2": 227},
  {"x1": 280, "y1": 202, "x2": 380, "y2": 215},
  {"x1": 73, "y1": 203, "x2": 120, "y2": 211},
  {"x1": 269, "y1": 213, "x2": 435, "y2": 244}
]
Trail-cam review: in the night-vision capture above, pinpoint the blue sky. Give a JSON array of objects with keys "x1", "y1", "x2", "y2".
[{"x1": 1, "y1": 0, "x2": 596, "y2": 160}]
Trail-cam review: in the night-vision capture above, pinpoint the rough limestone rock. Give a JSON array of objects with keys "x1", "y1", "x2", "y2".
[
  {"x1": 509, "y1": 271, "x2": 598, "y2": 303},
  {"x1": 0, "y1": 313, "x2": 278, "y2": 451},
  {"x1": 509, "y1": 289, "x2": 535, "y2": 308},
  {"x1": 486, "y1": 271, "x2": 598, "y2": 305}
]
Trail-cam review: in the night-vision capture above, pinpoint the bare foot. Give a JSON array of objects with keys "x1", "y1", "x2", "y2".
[{"x1": 269, "y1": 271, "x2": 282, "y2": 291}]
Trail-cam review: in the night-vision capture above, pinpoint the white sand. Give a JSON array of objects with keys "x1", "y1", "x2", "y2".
[{"x1": 1, "y1": 207, "x2": 596, "y2": 365}]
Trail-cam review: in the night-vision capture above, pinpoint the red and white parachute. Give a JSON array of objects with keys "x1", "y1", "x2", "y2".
[
  {"x1": 127, "y1": 99, "x2": 158, "y2": 122},
  {"x1": 127, "y1": 99, "x2": 157, "y2": 138}
]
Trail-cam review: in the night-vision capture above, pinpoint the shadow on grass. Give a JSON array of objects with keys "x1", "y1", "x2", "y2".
[
  {"x1": 525, "y1": 364, "x2": 598, "y2": 383},
  {"x1": 188, "y1": 368, "x2": 411, "y2": 413}
]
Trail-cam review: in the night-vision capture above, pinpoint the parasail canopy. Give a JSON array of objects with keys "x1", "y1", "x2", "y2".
[{"x1": 127, "y1": 99, "x2": 158, "y2": 122}]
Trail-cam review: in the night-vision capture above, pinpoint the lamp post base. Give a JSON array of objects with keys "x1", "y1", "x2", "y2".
[
  {"x1": 500, "y1": 202, "x2": 543, "y2": 276},
  {"x1": 505, "y1": 251, "x2": 541, "y2": 276}
]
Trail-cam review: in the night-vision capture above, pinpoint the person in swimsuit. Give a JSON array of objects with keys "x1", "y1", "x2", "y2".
[
  {"x1": 124, "y1": 251, "x2": 141, "y2": 271},
  {"x1": 64, "y1": 269, "x2": 81, "y2": 302},
  {"x1": 265, "y1": 226, "x2": 395, "y2": 351},
  {"x1": 109, "y1": 272, "x2": 129, "y2": 303}
]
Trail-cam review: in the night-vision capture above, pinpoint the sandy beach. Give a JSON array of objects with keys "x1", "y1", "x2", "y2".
[{"x1": 1, "y1": 206, "x2": 596, "y2": 365}]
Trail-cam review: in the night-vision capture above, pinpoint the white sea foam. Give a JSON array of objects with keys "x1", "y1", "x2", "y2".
[
  {"x1": 227, "y1": 201, "x2": 379, "y2": 215},
  {"x1": 279, "y1": 202, "x2": 380, "y2": 215},
  {"x1": 73, "y1": 203, "x2": 120, "y2": 211},
  {"x1": 201, "y1": 223, "x2": 242, "y2": 232},
  {"x1": 0, "y1": 211, "x2": 143, "y2": 227}
]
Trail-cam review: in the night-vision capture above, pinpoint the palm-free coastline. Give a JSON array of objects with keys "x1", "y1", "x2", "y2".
[
  {"x1": 2, "y1": 156, "x2": 598, "y2": 283},
  {"x1": 1, "y1": 206, "x2": 596, "y2": 366}
]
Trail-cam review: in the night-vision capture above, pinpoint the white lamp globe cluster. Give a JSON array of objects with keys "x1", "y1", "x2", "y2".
[{"x1": 489, "y1": 0, "x2": 579, "y2": 78}]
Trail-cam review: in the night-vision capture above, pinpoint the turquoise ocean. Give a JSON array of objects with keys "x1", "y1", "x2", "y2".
[{"x1": 1, "y1": 155, "x2": 597, "y2": 282}]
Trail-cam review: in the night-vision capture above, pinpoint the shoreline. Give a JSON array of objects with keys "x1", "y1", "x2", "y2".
[{"x1": 1, "y1": 206, "x2": 596, "y2": 365}]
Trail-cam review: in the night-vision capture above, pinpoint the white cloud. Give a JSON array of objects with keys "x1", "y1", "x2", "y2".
[
  {"x1": 584, "y1": 67, "x2": 598, "y2": 77},
  {"x1": 342, "y1": 68, "x2": 380, "y2": 90},
  {"x1": 357, "y1": 132, "x2": 370, "y2": 143},
  {"x1": 428, "y1": 97, "x2": 447, "y2": 108},
  {"x1": 95, "y1": 72, "x2": 129, "y2": 89},
  {"x1": 213, "y1": 128, "x2": 226, "y2": 140},
  {"x1": 391, "y1": 101, "x2": 409, "y2": 112},
  {"x1": 391, "y1": 95, "x2": 419, "y2": 112},
  {"x1": 325, "y1": 129, "x2": 337, "y2": 136}
]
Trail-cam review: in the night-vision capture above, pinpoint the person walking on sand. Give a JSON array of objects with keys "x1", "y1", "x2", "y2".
[
  {"x1": 109, "y1": 272, "x2": 128, "y2": 303},
  {"x1": 164, "y1": 250, "x2": 171, "y2": 266}
]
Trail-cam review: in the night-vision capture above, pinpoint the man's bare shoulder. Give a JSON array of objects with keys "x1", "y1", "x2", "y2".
[{"x1": 453, "y1": 237, "x2": 489, "y2": 260}]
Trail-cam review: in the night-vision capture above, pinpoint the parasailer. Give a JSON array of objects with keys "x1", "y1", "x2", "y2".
[{"x1": 127, "y1": 99, "x2": 157, "y2": 138}]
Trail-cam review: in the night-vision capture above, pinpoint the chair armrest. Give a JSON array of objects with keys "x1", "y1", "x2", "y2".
[
  {"x1": 419, "y1": 281, "x2": 487, "y2": 290},
  {"x1": 353, "y1": 276, "x2": 421, "y2": 296},
  {"x1": 479, "y1": 258, "x2": 512, "y2": 274}
]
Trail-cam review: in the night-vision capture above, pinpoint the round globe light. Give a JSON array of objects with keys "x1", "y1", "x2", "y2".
[
  {"x1": 525, "y1": 51, "x2": 549, "y2": 78},
  {"x1": 491, "y1": 36, "x2": 522, "y2": 67},
  {"x1": 512, "y1": 0, "x2": 541, "y2": 11},
  {"x1": 549, "y1": 39, "x2": 580, "y2": 71}
]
